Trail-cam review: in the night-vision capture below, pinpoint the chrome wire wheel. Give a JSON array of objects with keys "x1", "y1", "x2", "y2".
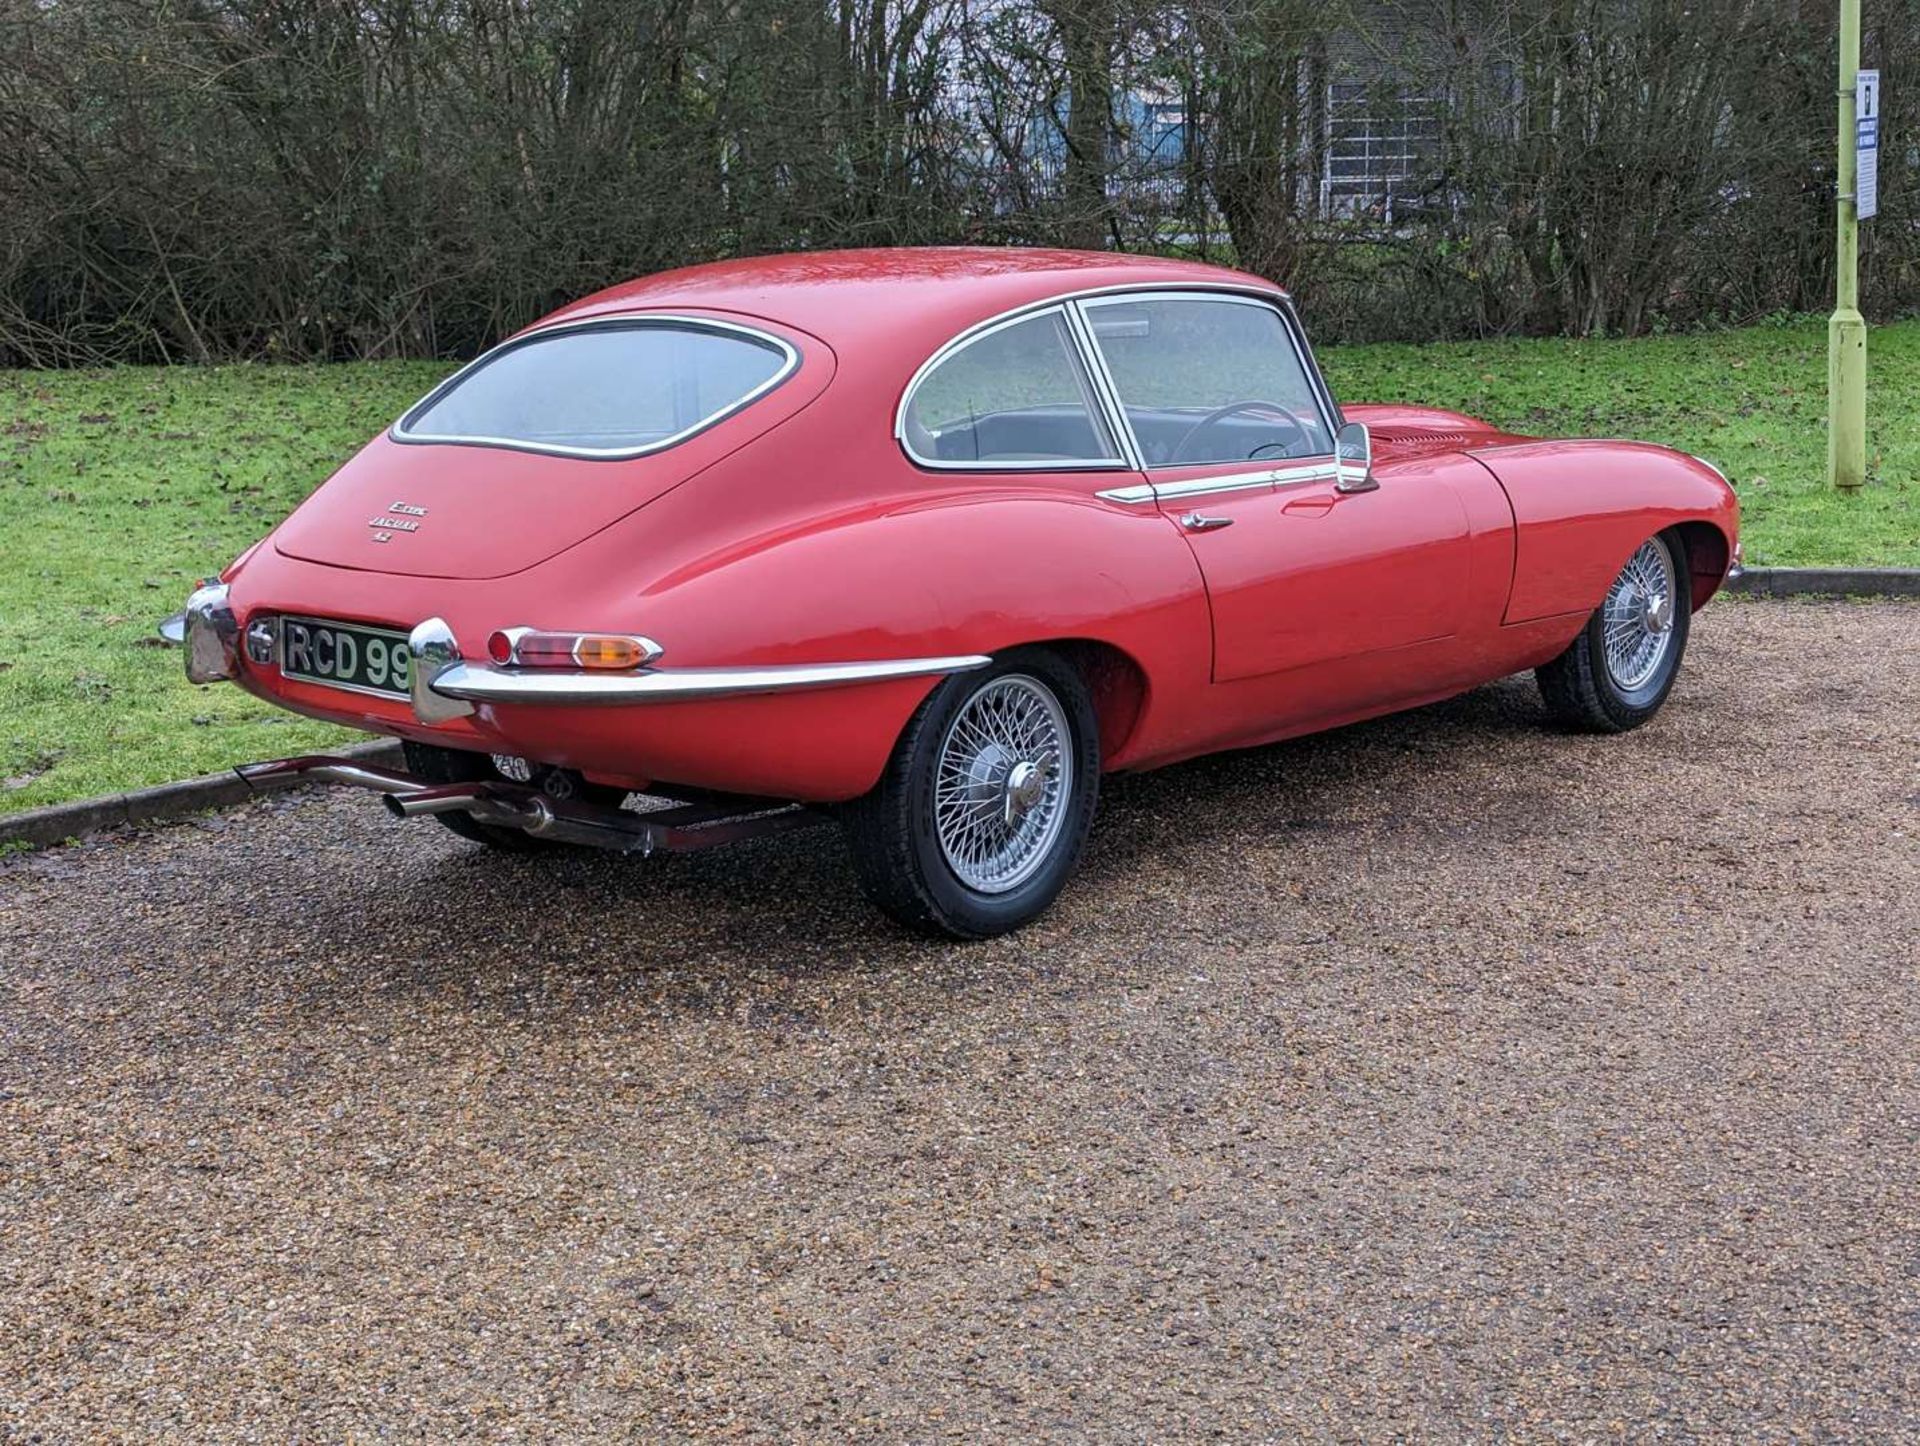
[
  {"x1": 933, "y1": 673, "x2": 1073, "y2": 895},
  {"x1": 1601, "y1": 536, "x2": 1680, "y2": 692}
]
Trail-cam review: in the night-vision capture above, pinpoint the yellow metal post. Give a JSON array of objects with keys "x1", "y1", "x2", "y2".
[{"x1": 1830, "y1": 0, "x2": 1867, "y2": 491}]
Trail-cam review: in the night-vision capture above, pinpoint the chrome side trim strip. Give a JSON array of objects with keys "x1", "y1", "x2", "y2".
[
  {"x1": 891, "y1": 454, "x2": 1129, "y2": 475},
  {"x1": 1096, "y1": 460, "x2": 1342, "y2": 506},
  {"x1": 429, "y1": 654, "x2": 994, "y2": 707},
  {"x1": 1151, "y1": 470, "x2": 1293, "y2": 500},
  {"x1": 1272, "y1": 461, "x2": 1344, "y2": 488}
]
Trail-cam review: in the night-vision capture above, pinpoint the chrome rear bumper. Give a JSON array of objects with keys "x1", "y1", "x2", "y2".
[
  {"x1": 181, "y1": 583, "x2": 240, "y2": 684},
  {"x1": 237, "y1": 754, "x2": 824, "y2": 856},
  {"x1": 175, "y1": 593, "x2": 985, "y2": 727}
]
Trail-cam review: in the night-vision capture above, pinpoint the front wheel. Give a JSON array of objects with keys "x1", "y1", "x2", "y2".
[
  {"x1": 1536, "y1": 529, "x2": 1692, "y2": 732},
  {"x1": 841, "y1": 649, "x2": 1100, "y2": 939}
]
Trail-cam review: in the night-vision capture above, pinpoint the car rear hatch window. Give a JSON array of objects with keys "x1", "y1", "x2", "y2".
[
  {"x1": 271, "y1": 313, "x2": 829, "y2": 579},
  {"x1": 394, "y1": 317, "x2": 798, "y2": 460}
]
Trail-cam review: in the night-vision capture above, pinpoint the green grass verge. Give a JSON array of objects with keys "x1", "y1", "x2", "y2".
[
  {"x1": 1, "y1": 362, "x2": 448, "y2": 814},
  {"x1": 1321, "y1": 318, "x2": 1920, "y2": 569},
  {"x1": 3, "y1": 317, "x2": 1915, "y2": 817}
]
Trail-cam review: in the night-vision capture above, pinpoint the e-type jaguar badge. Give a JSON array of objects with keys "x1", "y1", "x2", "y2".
[{"x1": 369, "y1": 501, "x2": 428, "y2": 543}]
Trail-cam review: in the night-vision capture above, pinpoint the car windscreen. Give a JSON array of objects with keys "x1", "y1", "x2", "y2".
[{"x1": 395, "y1": 318, "x2": 797, "y2": 459}]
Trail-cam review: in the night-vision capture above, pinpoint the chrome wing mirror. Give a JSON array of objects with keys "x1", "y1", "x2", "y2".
[{"x1": 1334, "y1": 421, "x2": 1378, "y2": 494}]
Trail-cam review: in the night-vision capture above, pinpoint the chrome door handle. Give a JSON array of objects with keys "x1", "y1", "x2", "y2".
[{"x1": 1179, "y1": 512, "x2": 1233, "y2": 533}]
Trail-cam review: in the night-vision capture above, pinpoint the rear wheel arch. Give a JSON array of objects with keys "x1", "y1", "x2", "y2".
[
  {"x1": 1039, "y1": 638, "x2": 1150, "y2": 768},
  {"x1": 870, "y1": 637, "x2": 1147, "y2": 773}
]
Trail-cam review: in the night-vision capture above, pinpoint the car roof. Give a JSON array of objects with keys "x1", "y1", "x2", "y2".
[{"x1": 535, "y1": 247, "x2": 1286, "y2": 350}]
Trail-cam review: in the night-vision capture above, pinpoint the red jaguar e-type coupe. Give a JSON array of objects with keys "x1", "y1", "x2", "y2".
[{"x1": 173, "y1": 248, "x2": 1738, "y2": 937}]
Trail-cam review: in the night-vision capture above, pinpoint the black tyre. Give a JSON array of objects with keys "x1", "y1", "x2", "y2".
[
  {"x1": 1536, "y1": 529, "x2": 1692, "y2": 733},
  {"x1": 400, "y1": 739, "x2": 553, "y2": 851},
  {"x1": 840, "y1": 648, "x2": 1100, "y2": 939}
]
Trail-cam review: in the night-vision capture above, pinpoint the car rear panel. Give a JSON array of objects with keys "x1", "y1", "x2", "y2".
[
  {"x1": 271, "y1": 435, "x2": 710, "y2": 579},
  {"x1": 224, "y1": 540, "x2": 938, "y2": 801}
]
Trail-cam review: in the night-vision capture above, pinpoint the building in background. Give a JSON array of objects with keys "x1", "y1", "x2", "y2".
[{"x1": 972, "y1": 2, "x2": 1445, "y2": 229}]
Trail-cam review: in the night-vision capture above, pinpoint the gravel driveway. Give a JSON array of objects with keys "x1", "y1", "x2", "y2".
[{"x1": 3, "y1": 599, "x2": 1917, "y2": 1442}]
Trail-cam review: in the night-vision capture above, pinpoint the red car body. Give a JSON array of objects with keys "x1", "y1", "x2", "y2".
[{"x1": 199, "y1": 249, "x2": 1736, "y2": 805}]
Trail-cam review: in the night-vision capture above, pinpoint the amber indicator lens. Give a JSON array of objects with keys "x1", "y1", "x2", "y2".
[
  {"x1": 493, "y1": 630, "x2": 656, "y2": 671},
  {"x1": 571, "y1": 635, "x2": 653, "y2": 670}
]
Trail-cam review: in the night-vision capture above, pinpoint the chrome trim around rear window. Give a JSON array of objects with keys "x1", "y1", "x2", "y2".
[
  {"x1": 427, "y1": 654, "x2": 993, "y2": 708},
  {"x1": 895, "y1": 303, "x2": 1131, "y2": 472},
  {"x1": 390, "y1": 314, "x2": 801, "y2": 462}
]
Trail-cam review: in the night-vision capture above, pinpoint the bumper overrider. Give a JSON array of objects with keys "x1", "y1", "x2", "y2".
[{"x1": 172, "y1": 583, "x2": 991, "y2": 852}]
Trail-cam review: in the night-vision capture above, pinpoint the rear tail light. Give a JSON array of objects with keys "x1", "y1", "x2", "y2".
[{"x1": 486, "y1": 628, "x2": 663, "y2": 671}]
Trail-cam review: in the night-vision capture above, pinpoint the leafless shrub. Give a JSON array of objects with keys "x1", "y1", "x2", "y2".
[{"x1": 0, "y1": 0, "x2": 1912, "y2": 363}]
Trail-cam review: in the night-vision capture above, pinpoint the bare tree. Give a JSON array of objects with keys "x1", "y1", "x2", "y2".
[{"x1": 0, "y1": 0, "x2": 1914, "y2": 363}]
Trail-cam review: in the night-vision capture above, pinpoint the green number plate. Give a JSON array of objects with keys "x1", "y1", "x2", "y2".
[{"x1": 279, "y1": 616, "x2": 414, "y2": 699}]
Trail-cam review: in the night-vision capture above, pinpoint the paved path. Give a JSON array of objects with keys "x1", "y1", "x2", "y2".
[{"x1": 3, "y1": 600, "x2": 1917, "y2": 1440}]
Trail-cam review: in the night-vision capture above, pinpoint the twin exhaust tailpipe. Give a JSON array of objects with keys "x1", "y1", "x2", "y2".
[
  {"x1": 381, "y1": 782, "x2": 663, "y2": 852},
  {"x1": 237, "y1": 754, "x2": 823, "y2": 856}
]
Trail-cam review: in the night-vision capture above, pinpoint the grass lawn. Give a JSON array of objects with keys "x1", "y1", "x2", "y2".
[
  {"x1": 1322, "y1": 318, "x2": 1920, "y2": 568},
  {"x1": 1, "y1": 362, "x2": 446, "y2": 818},
  {"x1": 3, "y1": 316, "x2": 1917, "y2": 818}
]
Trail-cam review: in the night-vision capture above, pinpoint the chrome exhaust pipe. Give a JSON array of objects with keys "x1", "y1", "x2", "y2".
[
  {"x1": 240, "y1": 752, "x2": 823, "y2": 856},
  {"x1": 383, "y1": 784, "x2": 497, "y2": 818},
  {"x1": 239, "y1": 756, "x2": 426, "y2": 795},
  {"x1": 513, "y1": 796, "x2": 660, "y2": 852},
  {"x1": 381, "y1": 781, "x2": 661, "y2": 853}
]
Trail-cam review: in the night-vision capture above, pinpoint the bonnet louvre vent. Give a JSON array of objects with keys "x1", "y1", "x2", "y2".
[{"x1": 1372, "y1": 428, "x2": 1481, "y2": 449}]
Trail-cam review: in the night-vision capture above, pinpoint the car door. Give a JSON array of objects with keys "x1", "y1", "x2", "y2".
[{"x1": 1078, "y1": 291, "x2": 1472, "y2": 684}]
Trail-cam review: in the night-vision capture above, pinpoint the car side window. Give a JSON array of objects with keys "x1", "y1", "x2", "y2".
[
  {"x1": 902, "y1": 308, "x2": 1122, "y2": 468},
  {"x1": 1081, "y1": 296, "x2": 1330, "y2": 467}
]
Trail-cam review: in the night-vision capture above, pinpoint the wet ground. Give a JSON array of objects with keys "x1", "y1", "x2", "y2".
[{"x1": 3, "y1": 599, "x2": 1917, "y2": 1441}]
